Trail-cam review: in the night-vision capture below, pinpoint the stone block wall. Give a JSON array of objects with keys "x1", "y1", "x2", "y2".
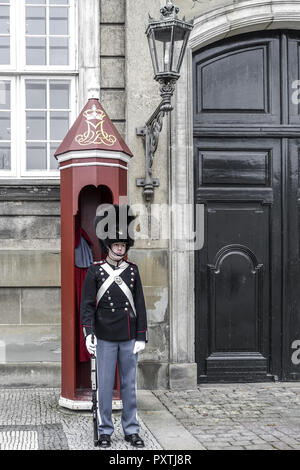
[
  {"x1": 130, "y1": 249, "x2": 169, "y2": 389},
  {"x1": 99, "y1": 1, "x2": 170, "y2": 389},
  {"x1": 0, "y1": 187, "x2": 61, "y2": 384},
  {"x1": 100, "y1": 0, "x2": 126, "y2": 138}
]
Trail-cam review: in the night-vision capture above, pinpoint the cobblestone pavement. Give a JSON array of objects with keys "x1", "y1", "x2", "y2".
[
  {"x1": 153, "y1": 383, "x2": 300, "y2": 450},
  {"x1": 1, "y1": 383, "x2": 300, "y2": 450},
  {"x1": 0, "y1": 388, "x2": 161, "y2": 450}
]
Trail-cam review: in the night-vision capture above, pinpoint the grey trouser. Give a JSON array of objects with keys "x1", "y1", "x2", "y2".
[{"x1": 96, "y1": 338, "x2": 139, "y2": 436}]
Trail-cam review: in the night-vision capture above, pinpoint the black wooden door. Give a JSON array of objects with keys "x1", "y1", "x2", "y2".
[{"x1": 194, "y1": 31, "x2": 300, "y2": 382}]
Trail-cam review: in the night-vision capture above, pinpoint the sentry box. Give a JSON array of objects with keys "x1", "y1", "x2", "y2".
[{"x1": 54, "y1": 98, "x2": 133, "y2": 410}]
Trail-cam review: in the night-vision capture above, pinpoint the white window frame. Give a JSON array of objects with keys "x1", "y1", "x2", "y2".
[
  {"x1": 20, "y1": 75, "x2": 76, "y2": 178},
  {"x1": 0, "y1": 76, "x2": 16, "y2": 177},
  {"x1": 0, "y1": 0, "x2": 16, "y2": 71},
  {"x1": 0, "y1": 0, "x2": 78, "y2": 179},
  {"x1": 20, "y1": 0, "x2": 77, "y2": 72}
]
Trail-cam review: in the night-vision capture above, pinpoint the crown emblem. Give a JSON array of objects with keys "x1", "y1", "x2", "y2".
[
  {"x1": 83, "y1": 104, "x2": 106, "y2": 122},
  {"x1": 75, "y1": 104, "x2": 117, "y2": 147}
]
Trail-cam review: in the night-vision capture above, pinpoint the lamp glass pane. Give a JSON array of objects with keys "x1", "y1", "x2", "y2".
[
  {"x1": 153, "y1": 26, "x2": 172, "y2": 73},
  {"x1": 148, "y1": 30, "x2": 159, "y2": 76},
  {"x1": 172, "y1": 26, "x2": 189, "y2": 73}
]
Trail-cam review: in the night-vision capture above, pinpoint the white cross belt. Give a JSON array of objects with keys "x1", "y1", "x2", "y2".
[{"x1": 96, "y1": 262, "x2": 136, "y2": 316}]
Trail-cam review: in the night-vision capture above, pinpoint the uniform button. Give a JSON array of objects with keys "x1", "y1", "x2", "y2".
[
  {"x1": 110, "y1": 302, "x2": 114, "y2": 306},
  {"x1": 125, "y1": 302, "x2": 129, "y2": 305},
  {"x1": 131, "y1": 278, "x2": 134, "y2": 282},
  {"x1": 107, "y1": 291, "x2": 110, "y2": 294},
  {"x1": 112, "y1": 309, "x2": 115, "y2": 312},
  {"x1": 130, "y1": 284, "x2": 133, "y2": 288},
  {"x1": 125, "y1": 308, "x2": 128, "y2": 311},
  {"x1": 108, "y1": 297, "x2": 111, "y2": 300}
]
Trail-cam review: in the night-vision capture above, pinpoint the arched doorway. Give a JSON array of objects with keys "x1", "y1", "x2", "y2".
[{"x1": 193, "y1": 30, "x2": 300, "y2": 382}]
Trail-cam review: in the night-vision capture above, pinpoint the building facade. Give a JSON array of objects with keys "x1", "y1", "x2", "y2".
[{"x1": 1, "y1": 0, "x2": 300, "y2": 389}]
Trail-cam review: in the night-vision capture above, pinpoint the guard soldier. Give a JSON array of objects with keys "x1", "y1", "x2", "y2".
[{"x1": 80, "y1": 204, "x2": 147, "y2": 448}]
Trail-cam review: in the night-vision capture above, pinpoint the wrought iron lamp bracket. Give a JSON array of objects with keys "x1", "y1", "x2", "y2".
[
  {"x1": 136, "y1": 0, "x2": 193, "y2": 203},
  {"x1": 136, "y1": 78, "x2": 177, "y2": 203}
]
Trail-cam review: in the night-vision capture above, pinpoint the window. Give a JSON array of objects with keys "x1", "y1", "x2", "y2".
[
  {"x1": 25, "y1": 78, "x2": 74, "y2": 173},
  {"x1": 0, "y1": 0, "x2": 77, "y2": 178},
  {"x1": 0, "y1": 80, "x2": 11, "y2": 170},
  {"x1": 0, "y1": 1, "x2": 10, "y2": 66},
  {"x1": 24, "y1": 0, "x2": 74, "y2": 69}
]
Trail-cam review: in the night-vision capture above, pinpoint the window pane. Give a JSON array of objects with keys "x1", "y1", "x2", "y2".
[
  {"x1": 26, "y1": 111, "x2": 46, "y2": 139},
  {"x1": 50, "y1": 7, "x2": 68, "y2": 35},
  {"x1": 50, "y1": 111, "x2": 69, "y2": 140},
  {"x1": 49, "y1": 0, "x2": 68, "y2": 4},
  {"x1": 49, "y1": 37, "x2": 68, "y2": 65},
  {"x1": 50, "y1": 144, "x2": 59, "y2": 169},
  {"x1": 0, "y1": 144, "x2": 10, "y2": 170},
  {"x1": 26, "y1": 143, "x2": 46, "y2": 170},
  {"x1": 0, "y1": 36, "x2": 9, "y2": 64},
  {"x1": 26, "y1": 0, "x2": 45, "y2": 4},
  {"x1": 26, "y1": 81, "x2": 46, "y2": 109},
  {"x1": 50, "y1": 82, "x2": 69, "y2": 109},
  {"x1": 0, "y1": 81, "x2": 10, "y2": 109},
  {"x1": 0, "y1": 5, "x2": 9, "y2": 34},
  {"x1": 26, "y1": 6, "x2": 46, "y2": 35},
  {"x1": 26, "y1": 37, "x2": 46, "y2": 65},
  {"x1": 0, "y1": 112, "x2": 10, "y2": 139}
]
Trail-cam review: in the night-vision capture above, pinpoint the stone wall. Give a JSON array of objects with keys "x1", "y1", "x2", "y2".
[
  {"x1": 0, "y1": 186, "x2": 61, "y2": 385},
  {"x1": 100, "y1": 0, "x2": 126, "y2": 138}
]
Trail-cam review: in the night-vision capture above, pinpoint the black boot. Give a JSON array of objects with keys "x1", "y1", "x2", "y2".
[{"x1": 125, "y1": 433, "x2": 145, "y2": 447}]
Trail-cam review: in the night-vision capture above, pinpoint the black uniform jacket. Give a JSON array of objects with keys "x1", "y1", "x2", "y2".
[{"x1": 80, "y1": 258, "x2": 148, "y2": 342}]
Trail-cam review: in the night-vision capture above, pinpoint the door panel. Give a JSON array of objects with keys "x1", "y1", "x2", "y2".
[
  {"x1": 288, "y1": 35, "x2": 300, "y2": 125},
  {"x1": 285, "y1": 139, "x2": 300, "y2": 380},
  {"x1": 193, "y1": 33, "x2": 280, "y2": 126},
  {"x1": 194, "y1": 138, "x2": 282, "y2": 382},
  {"x1": 194, "y1": 31, "x2": 300, "y2": 383}
]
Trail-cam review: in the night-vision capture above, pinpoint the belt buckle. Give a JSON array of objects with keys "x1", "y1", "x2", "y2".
[{"x1": 114, "y1": 275, "x2": 123, "y2": 285}]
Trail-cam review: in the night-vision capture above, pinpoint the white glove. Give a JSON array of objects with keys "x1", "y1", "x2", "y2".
[
  {"x1": 85, "y1": 334, "x2": 97, "y2": 355},
  {"x1": 133, "y1": 341, "x2": 145, "y2": 354}
]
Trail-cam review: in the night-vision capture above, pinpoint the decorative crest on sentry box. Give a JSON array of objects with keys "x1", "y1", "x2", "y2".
[
  {"x1": 84, "y1": 104, "x2": 106, "y2": 122},
  {"x1": 54, "y1": 98, "x2": 133, "y2": 158},
  {"x1": 75, "y1": 104, "x2": 117, "y2": 147}
]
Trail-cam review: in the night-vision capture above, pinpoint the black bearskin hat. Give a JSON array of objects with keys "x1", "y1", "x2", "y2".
[{"x1": 94, "y1": 204, "x2": 136, "y2": 254}]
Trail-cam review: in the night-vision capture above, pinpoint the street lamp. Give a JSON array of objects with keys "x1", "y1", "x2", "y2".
[{"x1": 136, "y1": 0, "x2": 194, "y2": 202}]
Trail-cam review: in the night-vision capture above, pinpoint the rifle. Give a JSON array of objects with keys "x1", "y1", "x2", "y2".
[{"x1": 90, "y1": 333, "x2": 99, "y2": 447}]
